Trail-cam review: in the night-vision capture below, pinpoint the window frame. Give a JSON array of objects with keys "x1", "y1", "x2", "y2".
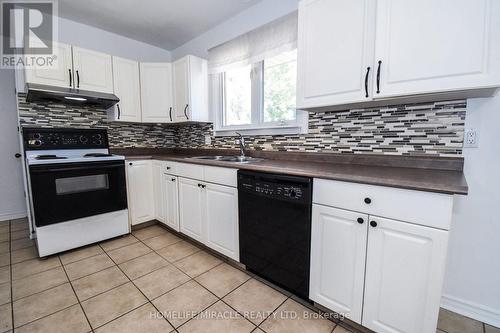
[{"x1": 213, "y1": 52, "x2": 308, "y2": 137}]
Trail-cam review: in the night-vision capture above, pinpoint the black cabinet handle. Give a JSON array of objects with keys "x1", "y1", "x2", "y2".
[
  {"x1": 357, "y1": 217, "x2": 364, "y2": 224},
  {"x1": 184, "y1": 104, "x2": 189, "y2": 120},
  {"x1": 129, "y1": 162, "x2": 133, "y2": 166},
  {"x1": 76, "y1": 70, "x2": 80, "y2": 88},
  {"x1": 376, "y1": 60, "x2": 382, "y2": 94},
  {"x1": 166, "y1": 166, "x2": 171, "y2": 170},
  {"x1": 370, "y1": 221, "x2": 378, "y2": 228},
  {"x1": 198, "y1": 183, "x2": 201, "y2": 187},
  {"x1": 364, "y1": 66, "x2": 371, "y2": 98},
  {"x1": 169, "y1": 107, "x2": 173, "y2": 122},
  {"x1": 68, "y1": 69, "x2": 72, "y2": 87},
  {"x1": 117, "y1": 104, "x2": 121, "y2": 119},
  {"x1": 201, "y1": 184, "x2": 206, "y2": 188},
  {"x1": 171, "y1": 178, "x2": 176, "y2": 182},
  {"x1": 364, "y1": 197, "x2": 371, "y2": 204},
  {"x1": 15, "y1": 153, "x2": 22, "y2": 158}
]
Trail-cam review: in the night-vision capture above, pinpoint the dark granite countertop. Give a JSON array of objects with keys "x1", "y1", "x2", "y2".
[{"x1": 111, "y1": 148, "x2": 468, "y2": 195}]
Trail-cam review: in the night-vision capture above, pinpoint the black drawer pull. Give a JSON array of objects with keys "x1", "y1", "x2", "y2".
[
  {"x1": 370, "y1": 221, "x2": 377, "y2": 228},
  {"x1": 376, "y1": 60, "x2": 382, "y2": 94},
  {"x1": 357, "y1": 218, "x2": 364, "y2": 224},
  {"x1": 364, "y1": 197, "x2": 371, "y2": 204}
]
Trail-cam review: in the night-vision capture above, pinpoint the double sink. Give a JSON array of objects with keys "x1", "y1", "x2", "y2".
[{"x1": 189, "y1": 155, "x2": 263, "y2": 164}]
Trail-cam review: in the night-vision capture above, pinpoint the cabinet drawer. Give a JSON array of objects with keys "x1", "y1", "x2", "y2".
[
  {"x1": 163, "y1": 161, "x2": 178, "y2": 175},
  {"x1": 176, "y1": 163, "x2": 204, "y2": 180},
  {"x1": 313, "y1": 179, "x2": 453, "y2": 230},
  {"x1": 204, "y1": 166, "x2": 237, "y2": 187}
]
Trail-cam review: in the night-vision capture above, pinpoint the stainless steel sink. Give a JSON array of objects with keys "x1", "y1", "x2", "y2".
[{"x1": 189, "y1": 155, "x2": 263, "y2": 164}]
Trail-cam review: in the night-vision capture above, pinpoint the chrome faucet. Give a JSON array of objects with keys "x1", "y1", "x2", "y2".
[{"x1": 235, "y1": 132, "x2": 246, "y2": 157}]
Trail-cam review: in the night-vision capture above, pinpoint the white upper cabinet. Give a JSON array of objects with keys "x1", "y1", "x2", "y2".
[
  {"x1": 25, "y1": 42, "x2": 73, "y2": 88},
  {"x1": 112, "y1": 56, "x2": 142, "y2": 122},
  {"x1": 173, "y1": 55, "x2": 209, "y2": 122},
  {"x1": 140, "y1": 63, "x2": 174, "y2": 123},
  {"x1": 362, "y1": 216, "x2": 449, "y2": 333},
  {"x1": 310, "y1": 204, "x2": 368, "y2": 323},
  {"x1": 72, "y1": 47, "x2": 114, "y2": 93},
  {"x1": 374, "y1": 0, "x2": 500, "y2": 98},
  {"x1": 297, "y1": 0, "x2": 500, "y2": 109},
  {"x1": 297, "y1": 0, "x2": 376, "y2": 108}
]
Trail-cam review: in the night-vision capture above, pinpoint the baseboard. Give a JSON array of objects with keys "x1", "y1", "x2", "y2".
[
  {"x1": 0, "y1": 211, "x2": 27, "y2": 222},
  {"x1": 441, "y1": 294, "x2": 500, "y2": 328}
]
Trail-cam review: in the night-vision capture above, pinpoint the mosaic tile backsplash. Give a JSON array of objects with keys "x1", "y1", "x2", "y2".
[
  {"x1": 17, "y1": 94, "x2": 466, "y2": 156},
  {"x1": 17, "y1": 94, "x2": 176, "y2": 148},
  {"x1": 178, "y1": 100, "x2": 467, "y2": 156}
]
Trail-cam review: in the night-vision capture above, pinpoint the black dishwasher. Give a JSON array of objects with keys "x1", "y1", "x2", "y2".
[{"x1": 238, "y1": 170, "x2": 312, "y2": 300}]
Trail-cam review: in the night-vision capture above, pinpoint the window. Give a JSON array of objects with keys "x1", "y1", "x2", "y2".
[{"x1": 219, "y1": 49, "x2": 298, "y2": 132}]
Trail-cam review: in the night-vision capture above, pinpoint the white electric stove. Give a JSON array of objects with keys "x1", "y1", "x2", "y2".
[{"x1": 22, "y1": 127, "x2": 129, "y2": 257}]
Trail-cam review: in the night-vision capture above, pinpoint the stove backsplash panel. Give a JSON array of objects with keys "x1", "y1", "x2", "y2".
[{"x1": 17, "y1": 94, "x2": 466, "y2": 156}]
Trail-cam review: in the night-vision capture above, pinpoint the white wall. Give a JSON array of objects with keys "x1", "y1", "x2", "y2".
[
  {"x1": 171, "y1": 0, "x2": 299, "y2": 60},
  {"x1": 0, "y1": 69, "x2": 27, "y2": 221},
  {"x1": 442, "y1": 94, "x2": 500, "y2": 327},
  {"x1": 58, "y1": 16, "x2": 171, "y2": 61}
]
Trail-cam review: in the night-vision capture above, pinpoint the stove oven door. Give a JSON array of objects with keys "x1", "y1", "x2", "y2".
[{"x1": 29, "y1": 160, "x2": 128, "y2": 227}]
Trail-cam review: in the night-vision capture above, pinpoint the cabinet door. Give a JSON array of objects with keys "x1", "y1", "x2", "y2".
[
  {"x1": 178, "y1": 177, "x2": 204, "y2": 242},
  {"x1": 112, "y1": 56, "x2": 141, "y2": 122},
  {"x1": 152, "y1": 161, "x2": 165, "y2": 223},
  {"x1": 204, "y1": 183, "x2": 239, "y2": 261},
  {"x1": 72, "y1": 47, "x2": 114, "y2": 93},
  {"x1": 173, "y1": 56, "x2": 190, "y2": 121},
  {"x1": 310, "y1": 204, "x2": 368, "y2": 324},
  {"x1": 374, "y1": 0, "x2": 500, "y2": 98},
  {"x1": 140, "y1": 63, "x2": 174, "y2": 123},
  {"x1": 164, "y1": 175, "x2": 180, "y2": 232},
  {"x1": 25, "y1": 42, "x2": 73, "y2": 88},
  {"x1": 362, "y1": 216, "x2": 449, "y2": 333},
  {"x1": 297, "y1": 0, "x2": 376, "y2": 108},
  {"x1": 127, "y1": 161, "x2": 154, "y2": 225}
]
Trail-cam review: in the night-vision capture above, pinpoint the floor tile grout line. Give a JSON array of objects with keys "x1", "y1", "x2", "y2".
[
  {"x1": 57, "y1": 255, "x2": 95, "y2": 332},
  {"x1": 95, "y1": 242, "x2": 178, "y2": 331}
]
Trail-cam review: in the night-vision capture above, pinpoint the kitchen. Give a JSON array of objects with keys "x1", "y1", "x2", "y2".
[{"x1": 0, "y1": 0, "x2": 499, "y2": 333}]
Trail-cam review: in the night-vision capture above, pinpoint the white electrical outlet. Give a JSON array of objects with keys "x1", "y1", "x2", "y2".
[
  {"x1": 204, "y1": 135, "x2": 212, "y2": 145},
  {"x1": 464, "y1": 128, "x2": 479, "y2": 148}
]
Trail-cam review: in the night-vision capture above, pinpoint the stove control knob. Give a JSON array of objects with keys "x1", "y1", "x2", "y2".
[
  {"x1": 95, "y1": 140, "x2": 103, "y2": 145},
  {"x1": 79, "y1": 136, "x2": 88, "y2": 143},
  {"x1": 33, "y1": 133, "x2": 42, "y2": 139},
  {"x1": 34, "y1": 140, "x2": 42, "y2": 146},
  {"x1": 290, "y1": 189, "x2": 296, "y2": 198}
]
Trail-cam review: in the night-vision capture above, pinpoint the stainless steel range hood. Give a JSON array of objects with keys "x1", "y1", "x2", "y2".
[{"x1": 26, "y1": 83, "x2": 120, "y2": 109}]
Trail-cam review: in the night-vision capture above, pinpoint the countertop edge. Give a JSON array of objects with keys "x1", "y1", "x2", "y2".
[{"x1": 122, "y1": 154, "x2": 468, "y2": 195}]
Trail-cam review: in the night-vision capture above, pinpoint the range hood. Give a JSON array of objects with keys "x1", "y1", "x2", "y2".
[{"x1": 26, "y1": 83, "x2": 120, "y2": 109}]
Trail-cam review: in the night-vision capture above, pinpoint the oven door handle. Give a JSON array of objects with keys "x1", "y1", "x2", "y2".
[{"x1": 30, "y1": 163, "x2": 124, "y2": 173}]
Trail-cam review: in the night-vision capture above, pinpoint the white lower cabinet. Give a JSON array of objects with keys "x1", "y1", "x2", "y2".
[
  {"x1": 310, "y1": 178, "x2": 452, "y2": 333},
  {"x1": 164, "y1": 175, "x2": 180, "y2": 232},
  {"x1": 126, "y1": 160, "x2": 154, "y2": 225},
  {"x1": 178, "y1": 177, "x2": 205, "y2": 243},
  {"x1": 362, "y1": 216, "x2": 448, "y2": 333},
  {"x1": 174, "y1": 163, "x2": 239, "y2": 261},
  {"x1": 152, "y1": 161, "x2": 165, "y2": 223},
  {"x1": 204, "y1": 183, "x2": 239, "y2": 261},
  {"x1": 310, "y1": 204, "x2": 368, "y2": 323}
]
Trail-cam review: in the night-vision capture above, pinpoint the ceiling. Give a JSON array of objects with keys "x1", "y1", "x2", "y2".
[{"x1": 58, "y1": 0, "x2": 262, "y2": 50}]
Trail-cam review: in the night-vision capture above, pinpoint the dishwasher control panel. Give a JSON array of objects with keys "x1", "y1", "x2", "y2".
[{"x1": 238, "y1": 171, "x2": 311, "y2": 203}]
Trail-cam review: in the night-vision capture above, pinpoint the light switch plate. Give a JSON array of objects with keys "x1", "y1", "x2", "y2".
[{"x1": 204, "y1": 135, "x2": 212, "y2": 145}]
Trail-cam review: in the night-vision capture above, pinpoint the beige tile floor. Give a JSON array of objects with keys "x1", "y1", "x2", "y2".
[{"x1": 0, "y1": 218, "x2": 498, "y2": 333}]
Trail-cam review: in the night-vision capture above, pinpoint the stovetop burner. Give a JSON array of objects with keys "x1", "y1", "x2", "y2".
[
  {"x1": 84, "y1": 153, "x2": 113, "y2": 157},
  {"x1": 35, "y1": 155, "x2": 68, "y2": 160}
]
